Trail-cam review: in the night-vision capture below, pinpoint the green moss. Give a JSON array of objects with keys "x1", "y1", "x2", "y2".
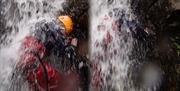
[{"x1": 171, "y1": 36, "x2": 180, "y2": 56}]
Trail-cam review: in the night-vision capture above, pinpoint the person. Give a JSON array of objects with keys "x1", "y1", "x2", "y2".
[{"x1": 12, "y1": 15, "x2": 89, "y2": 91}]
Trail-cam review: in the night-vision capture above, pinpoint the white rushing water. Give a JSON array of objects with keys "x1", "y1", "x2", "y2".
[
  {"x1": 90, "y1": 0, "x2": 134, "y2": 90},
  {"x1": 0, "y1": 0, "x2": 64, "y2": 91},
  {"x1": 90, "y1": 0, "x2": 163, "y2": 91},
  {"x1": 0, "y1": 0, "x2": 164, "y2": 91}
]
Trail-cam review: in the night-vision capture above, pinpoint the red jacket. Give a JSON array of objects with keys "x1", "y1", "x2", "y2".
[{"x1": 17, "y1": 35, "x2": 79, "y2": 91}]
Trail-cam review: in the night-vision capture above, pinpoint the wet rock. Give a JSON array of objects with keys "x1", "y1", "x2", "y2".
[
  {"x1": 131, "y1": 0, "x2": 179, "y2": 91},
  {"x1": 170, "y1": 0, "x2": 180, "y2": 9},
  {"x1": 131, "y1": 0, "x2": 172, "y2": 32},
  {"x1": 63, "y1": 0, "x2": 89, "y2": 38},
  {"x1": 63, "y1": 0, "x2": 89, "y2": 56}
]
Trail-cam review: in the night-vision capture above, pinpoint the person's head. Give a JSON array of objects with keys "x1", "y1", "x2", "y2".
[{"x1": 58, "y1": 15, "x2": 73, "y2": 35}]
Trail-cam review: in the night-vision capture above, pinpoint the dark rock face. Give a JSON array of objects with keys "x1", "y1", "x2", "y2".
[
  {"x1": 131, "y1": 0, "x2": 179, "y2": 91},
  {"x1": 131, "y1": 0, "x2": 172, "y2": 32},
  {"x1": 61, "y1": 0, "x2": 89, "y2": 39},
  {"x1": 164, "y1": 10, "x2": 180, "y2": 91},
  {"x1": 61, "y1": 1, "x2": 90, "y2": 90},
  {"x1": 63, "y1": 0, "x2": 89, "y2": 56}
]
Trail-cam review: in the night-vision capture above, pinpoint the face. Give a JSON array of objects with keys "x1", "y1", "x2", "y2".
[{"x1": 58, "y1": 20, "x2": 67, "y2": 35}]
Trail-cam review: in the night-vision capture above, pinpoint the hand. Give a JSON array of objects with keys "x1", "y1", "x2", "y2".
[{"x1": 71, "y1": 38, "x2": 78, "y2": 47}]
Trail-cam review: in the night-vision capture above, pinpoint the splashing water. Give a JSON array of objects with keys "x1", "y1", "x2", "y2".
[
  {"x1": 0, "y1": 0, "x2": 164, "y2": 91},
  {"x1": 90, "y1": 0, "x2": 163, "y2": 91},
  {"x1": 0, "y1": 0, "x2": 64, "y2": 90},
  {"x1": 90, "y1": 0, "x2": 134, "y2": 90}
]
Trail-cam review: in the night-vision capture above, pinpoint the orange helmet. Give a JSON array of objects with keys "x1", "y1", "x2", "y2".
[{"x1": 58, "y1": 15, "x2": 73, "y2": 34}]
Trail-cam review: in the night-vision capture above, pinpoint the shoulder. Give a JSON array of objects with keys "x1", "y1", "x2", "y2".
[
  {"x1": 32, "y1": 20, "x2": 64, "y2": 40},
  {"x1": 34, "y1": 19, "x2": 62, "y2": 33}
]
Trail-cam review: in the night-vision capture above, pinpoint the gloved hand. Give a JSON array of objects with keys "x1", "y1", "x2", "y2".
[{"x1": 71, "y1": 38, "x2": 78, "y2": 47}]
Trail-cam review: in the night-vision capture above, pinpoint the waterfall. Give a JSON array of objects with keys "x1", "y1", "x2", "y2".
[
  {"x1": 90, "y1": 0, "x2": 163, "y2": 91},
  {"x1": 0, "y1": 0, "x2": 64, "y2": 91},
  {"x1": 0, "y1": 0, "x2": 164, "y2": 91}
]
